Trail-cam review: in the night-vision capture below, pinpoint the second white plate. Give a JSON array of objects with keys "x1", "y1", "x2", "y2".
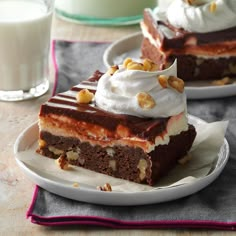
[{"x1": 103, "y1": 32, "x2": 236, "y2": 100}]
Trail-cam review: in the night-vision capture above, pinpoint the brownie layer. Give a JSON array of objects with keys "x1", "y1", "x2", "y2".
[
  {"x1": 142, "y1": 37, "x2": 236, "y2": 81},
  {"x1": 37, "y1": 124, "x2": 196, "y2": 185}
]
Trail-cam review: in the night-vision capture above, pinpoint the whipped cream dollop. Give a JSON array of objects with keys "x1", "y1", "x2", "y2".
[
  {"x1": 95, "y1": 60, "x2": 186, "y2": 118},
  {"x1": 156, "y1": 0, "x2": 236, "y2": 33}
]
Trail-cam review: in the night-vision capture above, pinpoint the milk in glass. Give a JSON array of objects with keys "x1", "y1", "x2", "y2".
[{"x1": 0, "y1": 0, "x2": 53, "y2": 100}]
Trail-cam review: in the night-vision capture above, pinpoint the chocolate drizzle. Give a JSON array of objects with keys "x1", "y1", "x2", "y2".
[{"x1": 39, "y1": 71, "x2": 169, "y2": 141}]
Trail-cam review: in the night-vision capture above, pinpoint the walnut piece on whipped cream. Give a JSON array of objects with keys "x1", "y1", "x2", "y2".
[
  {"x1": 184, "y1": 0, "x2": 217, "y2": 13},
  {"x1": 168, "y1": 76, "x2": 185, "y2": 93},
  {"x1": 107, "y1": 65, "x2": 119, "y2": 75},
  {"x1": 158, "y1": 74, "x2": 185, "y2": 93},
  {"x1": 137, "y1": 92, "x2": 156, "y2": 110},
  {"x1": 122, "y1": 57, "x2": 158, "y2": 72},
  {"x1": 184, "y1": 0, "x2": 211, "y2": 6}
]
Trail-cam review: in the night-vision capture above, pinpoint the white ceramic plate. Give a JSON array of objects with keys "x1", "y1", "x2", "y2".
[
  {"x1": 103, "y1": 32, "x2": 236, "y2": 99},
  {"x1": 14, "y1": 115, "x2": 229, "y2": 206}
]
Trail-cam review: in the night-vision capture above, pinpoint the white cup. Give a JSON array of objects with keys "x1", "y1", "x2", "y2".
[
  {"x1": 55, "y1": 0, "x2": 157, "y2": 25},
  {"x1": 0, "y1": 0, "x2": 54, "y2": 101}
]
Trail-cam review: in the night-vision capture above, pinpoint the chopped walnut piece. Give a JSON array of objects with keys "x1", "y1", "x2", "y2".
[
  {"x1": 184, "y1": 0, "x2": 206, "y2": 6},
  {"x1": 143, "y1": 58, "x2": 158, "y2": 71},
  {"x1": 158, "y1": 75, "x2": 168, "y2": 88},
  {"x1": 76, "y1": 88, "x2": 94, "y2": 104},
  {"x1": 143, "y1": 58, "x2": 152, "y2": 71},
  {"x1": 178, "y1": 154, "x2": 192, "y2": 165},
  {"x1": 55, "y1": 155, "x2": 70, "y2": 170},
  {"x1": 212, "y1": 77, "x2": 232, "y2": 86},
  {"x1": 123, "y1": 57, "x2": 158, "y2": 72},
  {"x1": 109, "y1": 159, "x2": 117, "y2": 171},
  {"x1": 123, "y1": 58, "x2": 133, "y2": 68},
  {"x1": 137, "y1": 159, "x2": 148, "y2": 181},
  {"x1": 73, "y1": 182, "x2": 79, "y2": 188},
  {"x1": 38, "y1": 139, "x2": 46, "y2": 148},
  {"x1": 209, "y1": 1, "x2": 217, "y2": 13},
  {"x1": 168, "y1": 76, "x2": 185, "y2": 93},
  {"x1": 137, "y1": 92, "x2": 156, "y2": 109},
  {"x1": 149, "y1": 63, "x2": 158, "y2": 72},
  {"x1": 107, "y1": 65, "x2": 119, "y2": 75},
  {"x1": 97, "y1": 183, "x2": 112, "y2": 192},
  {"x1": 184, "y1": 0, "x2": 194, "y2": 5},
  {"x1": 127, "y1": 62, "x2": 144, "y2": 71}
]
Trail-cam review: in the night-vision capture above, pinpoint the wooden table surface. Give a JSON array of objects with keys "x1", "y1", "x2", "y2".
[{"x1": 0, "y1": 14, "x2": 235, "y2": 236}]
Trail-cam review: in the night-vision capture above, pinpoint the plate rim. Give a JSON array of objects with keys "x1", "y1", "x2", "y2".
[
  {"x1": 14, "y1": 115, "x2": 230, "y2": 206},
  {"x1": 103, "y1": 31, "x2": 236, "y2": 99}
]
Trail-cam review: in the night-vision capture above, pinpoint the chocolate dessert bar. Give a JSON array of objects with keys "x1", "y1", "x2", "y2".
[
  {"x1": 37, "y1": 59, "x2": 196, "y2": 186},
  {"x1": 141, "y1": 2, "x2": 236, "y2": 81}
]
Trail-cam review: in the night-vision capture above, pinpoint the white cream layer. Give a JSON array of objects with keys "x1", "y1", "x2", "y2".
[
  {"x1": 39, "y1": 112, "x2": 188, "y2": 153},
  {"x1": 141, "y1": 21, "x2": 236, "y2": 58}
]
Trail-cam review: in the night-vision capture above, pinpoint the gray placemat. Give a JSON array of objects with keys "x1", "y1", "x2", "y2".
[
  {"x1": 27, "y1": 41, "x2": 236, "y2": 229},
  {"x1": 53, "y1": 40, "x2": 108, "y2": 94}
]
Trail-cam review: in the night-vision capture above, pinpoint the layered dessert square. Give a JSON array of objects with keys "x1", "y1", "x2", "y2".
[
  {"x1": 140, "y1": 0, "x2": 236, "y2": 81},
  {"x1": 37, "y1": 58, "x2": 196, "y2": 186}
]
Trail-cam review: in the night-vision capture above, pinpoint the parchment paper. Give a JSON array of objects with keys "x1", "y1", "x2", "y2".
[{"x1": 16, "y1": 120, "x2": 228, "y2": 192}]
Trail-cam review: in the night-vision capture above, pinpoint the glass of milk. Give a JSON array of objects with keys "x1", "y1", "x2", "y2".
[
  {"x1": 55, "y1": 0, "x2": 157, "y2": 25},
  {"x1": 0, "y1": 0, "x2": 54, "y2": 101}
]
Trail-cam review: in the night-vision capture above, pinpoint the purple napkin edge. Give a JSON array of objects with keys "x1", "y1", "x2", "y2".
[
  {"x1": 26, "y1": 40, "x2": 236, "y2": 231},
  {"x1": 28, "y1": 218, "x2": 236, "y2": 230},
  {"x1": 26, "y1": 185, "x2": 39, "y2": 219},
  {"x1": 27, "y1": 214, "x2": 236, "y2": 230},
  {"x1": 26, "y1": 187, "x2": 236, "y2": 230}
]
